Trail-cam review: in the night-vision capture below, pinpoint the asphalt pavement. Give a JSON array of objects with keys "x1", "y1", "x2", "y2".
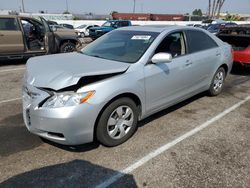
[{"x1": 0, "y1": 59, "x2": 249, "y2": 188}]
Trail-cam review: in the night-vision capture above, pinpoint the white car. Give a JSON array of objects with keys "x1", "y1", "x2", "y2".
[{"x1": 75, "y1": 24, "x2": 99, "y2": 37}]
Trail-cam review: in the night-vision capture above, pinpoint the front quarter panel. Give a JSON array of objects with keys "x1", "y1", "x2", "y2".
[{"x1": 77, "y1": 63, "x2": 146, "y2": 118}]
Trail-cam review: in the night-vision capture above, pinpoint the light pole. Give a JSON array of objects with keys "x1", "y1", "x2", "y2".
[
  {"x1": 21, "y1": 0, "x2": 25, "y2": 13},
  {"x1": 133, "y1": 0, "x2": 136, "y2": 13},
  {"x1": 66, "y1": 0, "x2": 69, "y2": 12}
]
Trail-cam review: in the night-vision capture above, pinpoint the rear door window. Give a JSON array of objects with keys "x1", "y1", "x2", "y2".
[
  {"x1": 0, "y1": 18, "x2": 19, "y2": 31},
  {"x1": 186, "y1": 30, "x2": 218, "y2": 53},
  {"x1": 121, "y1": 21, "x2": 130, "y2": 27}
]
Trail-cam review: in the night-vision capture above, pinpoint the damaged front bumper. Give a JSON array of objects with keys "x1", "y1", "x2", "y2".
[{"x1": 22, "y1": 84, "x2": 102, "y2": 145}]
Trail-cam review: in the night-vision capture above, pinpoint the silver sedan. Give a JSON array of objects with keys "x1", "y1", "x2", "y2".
[{"x1": 22, "y1": 26, "x2": 233, "y2": 146}]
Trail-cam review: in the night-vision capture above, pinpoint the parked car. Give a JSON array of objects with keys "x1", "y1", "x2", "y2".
[
  {"x1": 207, "y1": 22, "x2": 237, "y2": 35},
  {"x1": 47, "y1": 20, "x2": 58, "y2": 26},
  {"x1": 217, "y1": 26, "x2": 250, "y2": 67},
  {"x1": 59, "y1": 23, "x2": 74, "y2": 29},
  {"x1": 75, "y1": 24, "x2": 99, "y2": 37},
  {"x1": 89, "y1": 20, "x2": 132, "y2": 39},
  {"x1": 0, "y1": 15, "x2": 81, "y2": 60},
  {"x1": 23, "y1": 26, "x2": 233, "y2": 146}
]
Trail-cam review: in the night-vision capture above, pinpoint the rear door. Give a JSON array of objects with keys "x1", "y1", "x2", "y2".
[
  {"x1": 185, "y1": 30, "x2": 221, "y2": 88},
  {"x1": 0, "y1": 17, "x2": 24, "y2": 54},
  {"x1": 40, "y1": 17, "x2": 55, "y2": 54}
]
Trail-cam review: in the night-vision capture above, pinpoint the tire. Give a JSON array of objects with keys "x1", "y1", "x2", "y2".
[
  {"x1": 96, "y1": 98, "x2": 139, "y2": 147},
  {"x1": 80, "y1": 32, "x2": 85, "y2": 38},
  {"x1": 60, "y1": 42, "x2": 76, "y2": 53},
  {"x1": 208, "y1": 67, "x2": 226, "y2": 96}
]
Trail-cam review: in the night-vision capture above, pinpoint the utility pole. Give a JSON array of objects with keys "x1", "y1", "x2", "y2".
[
  {"x1": 208, "y1": 0, "x2": 211, "y2": 17},
  {"x1": 133, "y1": 0, "x2": 136, "y2": 13},
  {"x1": 141, "y1": 3, "x2": 144, "y2": 13},
  {"x1": 66, "y1": 0, "x2": 69, "y2": 12},
  {"x1": 21, "y1": 0, "x2": 25, "y2": 13}
]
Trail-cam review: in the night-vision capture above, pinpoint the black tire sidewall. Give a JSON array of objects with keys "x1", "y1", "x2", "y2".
[
  {"x1": 209, "y1": 67, "x2": 226, "y2": 96},
  {"x1": 96, "y1": 98, "x2": 138, "y2": 147},
  {"x1": 60, "y1": 42, "x2": 76, "y2": 53}
]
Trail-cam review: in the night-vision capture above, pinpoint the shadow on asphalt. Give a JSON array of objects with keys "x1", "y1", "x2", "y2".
[
  {"x1": 0, "y1": 59, "x2": 27, "y2": 67},
  {"x1": 231, "y1": 64, "x2": 250, "y2": 76},
  {"x1": 41, "y1": 138, "x2": 100, "y2": 153},
  {"x1": 0, "y1": 114, "x2": 42, "y2": 157},
  {"x1": 0, "y1": 160, "x2": 138, "y2": 188}
]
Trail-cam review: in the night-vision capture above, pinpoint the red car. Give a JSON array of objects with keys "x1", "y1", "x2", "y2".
[{"x1": 217, "y1": 26, "x2": 250, "y2": 67}]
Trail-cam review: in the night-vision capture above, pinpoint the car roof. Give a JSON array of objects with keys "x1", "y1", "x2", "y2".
[
  {"x1": 0, "y1": 15, "x2": 18, "y2": 18},
  {"x1": 118, "y1": 25, "x2": 191, "y2": 33}
]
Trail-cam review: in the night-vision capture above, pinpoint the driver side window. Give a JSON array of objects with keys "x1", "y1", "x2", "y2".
[{"x1": 155, "y1": 32, "x2": 186, "y2": 58}]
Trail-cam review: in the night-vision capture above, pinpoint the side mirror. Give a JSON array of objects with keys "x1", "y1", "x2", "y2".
[{"x1": 151, "y1": 53, "x2": 172, "y2": 64}]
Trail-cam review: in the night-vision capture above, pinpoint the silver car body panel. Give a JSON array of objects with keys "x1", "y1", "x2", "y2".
[
  {"x1": 26, "y1": 52, "x2": 130, "y2": 90},
  {"x1": 23, "y1": 26, "x2": 233, "y2": 145}
]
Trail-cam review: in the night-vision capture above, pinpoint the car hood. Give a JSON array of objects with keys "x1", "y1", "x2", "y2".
[
  {"x1": 26, "y1": 52, "x2": 130, "y2": 90},
  {"x1": 90, "y1": 26, "x2": 112, "y2": 31}
]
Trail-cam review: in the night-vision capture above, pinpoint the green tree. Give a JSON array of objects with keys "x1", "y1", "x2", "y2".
[
  {"x1": 192, "y1": 9, "x2": 203, "y2": 16},
  {"x1": 225, "y1": 14, "x2": 241, "y2": 21},
  {"x1": 63, "y1": 11, "x2": 70, "y2": 14}
]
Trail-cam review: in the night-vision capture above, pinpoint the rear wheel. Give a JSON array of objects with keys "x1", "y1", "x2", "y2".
[
  {"x1": 96, "y1": 98, "x2": 138, "y2": 147},
  {"x1": 60, "y1": 42, "x2": 76, "y2": 53},
  {"x1": 208, "y1": 67, "x2": 226, "y2": 96}
]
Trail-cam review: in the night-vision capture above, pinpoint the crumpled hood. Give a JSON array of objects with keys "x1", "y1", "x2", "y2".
[{"x1": 26, "y1": 52, "x2": 130, "y2": 90}]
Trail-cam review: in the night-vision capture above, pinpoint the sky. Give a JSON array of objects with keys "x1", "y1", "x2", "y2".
[{"x1": 0, "y1": 0, "x2": 249, "y2": 15}]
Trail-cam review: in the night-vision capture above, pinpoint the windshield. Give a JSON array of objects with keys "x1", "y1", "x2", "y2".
[
  {"x1": 102, "y1": 21, "x2": 115, "y2": 27},
  {"x1": 77, "y1": 24, "x2": 87, "y2": 29},
  {"x1": 81, "y1": 30, "x2": 159, "y2": 63}
]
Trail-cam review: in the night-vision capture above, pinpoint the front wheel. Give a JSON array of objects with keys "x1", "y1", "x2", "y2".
[
  {"x1": 60, "y1": 42, "x2": 76, "y2": 53},
  {"x1": 96, "y1": 98, "x2": 138, "y2": 147},
  {"x1": 208, "y1": 67, "x2": 226, "y2": 96}
]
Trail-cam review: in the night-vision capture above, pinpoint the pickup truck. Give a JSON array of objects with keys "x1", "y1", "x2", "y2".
[
  {"x1": 0, "y1": 15, "x2": 81, "y2": 61},
  {"x1": 89, "y1": 20, "x2": 132, "y2": 39}
]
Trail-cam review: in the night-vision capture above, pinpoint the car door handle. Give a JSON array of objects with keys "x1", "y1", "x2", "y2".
[{"x1": 216, "y1": 52, "x2": 221, "y2": 56}]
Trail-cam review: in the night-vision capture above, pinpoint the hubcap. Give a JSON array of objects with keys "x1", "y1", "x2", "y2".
[
  {"x1": 107, "y1": 106, "x2": 134, "y2": 140},
  {"x1": 63, "y1": 44, "x2": 74, "y2": 53},
  {"x1": 213, "y1": 71, "x2": 224, "y2": 92}
]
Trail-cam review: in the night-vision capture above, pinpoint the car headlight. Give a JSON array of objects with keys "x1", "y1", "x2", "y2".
[{"x1": 42, "y1": 91, "x2": 95, "y2": 108}]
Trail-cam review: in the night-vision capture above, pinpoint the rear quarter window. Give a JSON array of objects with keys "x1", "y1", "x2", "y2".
[
  {"x1": 0, "y1": 18, "x2": 19, "y2": 31},
  {"x1": 186, "y1": 30, "x2": 218, "y2": 53}
]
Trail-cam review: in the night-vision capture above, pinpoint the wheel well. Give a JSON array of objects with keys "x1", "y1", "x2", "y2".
[
  {"x1": 220, "y1": 64, "x2": 229, "y2": 76},
  {"x1": 93, "y1": 93, "x2": 142, "y2": 141},
  {"x1": 60, "y1": 39, "x2": 77, "y2": 46}
]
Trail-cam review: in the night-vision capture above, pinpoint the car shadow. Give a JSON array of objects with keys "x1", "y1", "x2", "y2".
[
  {"x1": 231, "y1": 64, "x2": 250, "y2": 76},
  {"x1": 0, "y1": 113, "x2": 42, "y2": 157},
  {"x1": 0, "y1": 160, "x2": 138, "y2": 188},
  {"x1": 138, "y1": 92, "x2": 206, "y2": 128},
  {"x1": 0, "y1": 112, "x2": 100, "y2": 155},
  {"x1": 0, "y1": 59, "x2": 27, "y2": 67},
  {"x1": 41, "y1": 138, "x2": 100, "y2": 153}
]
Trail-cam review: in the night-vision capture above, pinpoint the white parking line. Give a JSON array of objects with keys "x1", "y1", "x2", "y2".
[
  {"x1": 0, "y1": 98, "x2": 22, "y2": 105},
  {"x1": 0, "y1": 68, "x2": 25, "y2": 73},
  {"x1": 96, "y1": 95, "x2": 250, "y2": 188}
]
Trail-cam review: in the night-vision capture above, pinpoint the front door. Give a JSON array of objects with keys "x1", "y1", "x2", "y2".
[
  {"x1": 0, "y1": 17, "x2": 24, "y2": 54},
  {"x1": 40, "y1": 17, "x2": 55, "y2": 54},
  {"x1": 144, "y1": 31, "x2": 195, "y2": 113}
]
